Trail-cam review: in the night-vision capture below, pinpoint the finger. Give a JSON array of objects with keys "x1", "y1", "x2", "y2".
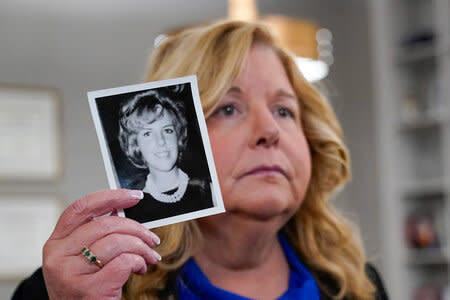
[
  {"x1": 94, "y1": 253, "x2": 147, "y2": 289},
  {"x1": 90, "y1": 233, "x2": 161, "y2": 266},
  {"x1": 50, "y1": 189, "x2": 143, "y2": 240},
  {"x1": 59, "y1": 232, "x2": 161, "y2": 275},
  {"x1": 62, "y1": 216, "x2": 160, "y2": 255}
]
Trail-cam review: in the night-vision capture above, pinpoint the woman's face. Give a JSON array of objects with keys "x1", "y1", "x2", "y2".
[
  {"x1": 206, "y1": 43, "x2": 311, "y2": 221},
  {"x1": 136, "y1": 110, "x2": 179, "y2": 172}
]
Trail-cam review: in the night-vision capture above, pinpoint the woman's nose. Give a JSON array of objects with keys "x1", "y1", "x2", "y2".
[
  {"x1": 156, "y1": 131, "x2": 166, "y2": 146},
  {"x1": 249, "y1": 106, "x2": 279, "y2": 148}
]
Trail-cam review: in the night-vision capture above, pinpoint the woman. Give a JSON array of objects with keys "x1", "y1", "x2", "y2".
[
  {"x1": 117, "y1": 89, "x2": 213, "y2": 223},
  {"x1": 13, "y1": 20, "x2": 388, "y2": 299}
]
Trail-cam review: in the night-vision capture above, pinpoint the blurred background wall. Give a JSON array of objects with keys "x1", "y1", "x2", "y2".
[{"x1": 0, "y1": 0, "x2": 381, "y2": 298}]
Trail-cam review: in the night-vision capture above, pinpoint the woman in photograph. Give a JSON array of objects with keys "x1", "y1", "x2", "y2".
[
  {"x1": 118, "y1": 89, "x2": 213, "y2": 223},
  {"x1": 13, "y1": 20, "x2": 388, "y2": 300}
]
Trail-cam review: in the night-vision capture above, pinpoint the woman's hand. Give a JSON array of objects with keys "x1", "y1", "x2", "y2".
[{"x1": 42, "y1": 189, "x2": 161, "y2": 300}]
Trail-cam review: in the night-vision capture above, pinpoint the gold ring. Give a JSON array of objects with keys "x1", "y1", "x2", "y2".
[{"x1": 81, "y1": 246, "x2": 104, "y2": 268}]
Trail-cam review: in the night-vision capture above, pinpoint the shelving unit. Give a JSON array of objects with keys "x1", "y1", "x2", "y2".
[{"x1": 370, "y1": 0, "x2": 450, "y2": 299}]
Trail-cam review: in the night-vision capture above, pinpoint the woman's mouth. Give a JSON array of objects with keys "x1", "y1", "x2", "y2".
[
  {"x1": 242, "y1": 165, "x2": 288, "y2": 178},
  {"x1": 155, "y1": 151, "x2": 170, "y2": 158}
]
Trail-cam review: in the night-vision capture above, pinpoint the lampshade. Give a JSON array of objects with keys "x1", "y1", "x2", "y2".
[
  {"x1": 154, "y1": 1, "x2": 332, "y2": 82},
  {"x1": 228, "y1": 0, "x2": 331, "y2": 82}
]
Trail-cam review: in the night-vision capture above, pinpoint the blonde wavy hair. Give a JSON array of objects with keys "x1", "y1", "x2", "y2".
[{"x1": 123, "y1": 19, "x2": 375, "y2": 300}]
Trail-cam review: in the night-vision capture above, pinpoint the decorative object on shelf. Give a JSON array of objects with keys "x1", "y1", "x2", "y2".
[
  {"x1": 0, "y1": 84, "x2": 62, "y2": 181},
  {"x1": 413, "y1": 283, "x2": 442, "y2": 300},
  {"x1": 401, "y1": 29, "x2": 436, "y2": 48},
  {"x1": 406, "y1": 247, "x2": 447, "y2": 266},
  {"x1": 0, "y1": 194, "x2": 63, "y2": 279},
  {"x1": 443, "y1": 285, "x2": 450, "y2": 300},
  {"x1": 400, "y1": 70, "x2": 440, "y2": 122},
  {"x1": 399, "y1": 125, "x2": 442, "y2": 182},
  {"x1": 400, "y1": 95, "x2": 423, "y2": 125},
  {"x1": 404, "y1": 211, "x2": 440, "y2": 249}
]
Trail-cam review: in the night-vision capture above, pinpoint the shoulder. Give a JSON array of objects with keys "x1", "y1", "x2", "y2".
[
  {"x1": 365, "y1": 263, "x2": 389, "y2": 300},
  {"x1": 188, "y1": 177, "x2": 210, "y2": 191},
  {"x1": 188, "y1": 177, "x2": 213, "y2": 199},
  {"x1": 318, "y1": 263, "x2": 389, "y2": 300},
  {"x1": 12, "y1": 268, "x2": 49, "y2": 300},
  {"x1": 319, "y1": 263, "x2": 389, "y2": 300},
  {"x1": 124, "y1": 192, "x2": 161, "y2": 223},
  {"x1": 280, "y1": 235, "x2": 389, "y2": 299},
  {"x1": 121, "y1": 172, "x2": 147, "y2": 190},
  {"x1": 186, "y1": 177, "x2": 212, "y2": 200},
  {"x1": 182, "y1": 177, "x2": 214, "y2": 210}
]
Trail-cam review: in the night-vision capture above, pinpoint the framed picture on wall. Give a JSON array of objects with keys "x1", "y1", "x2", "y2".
[
  {"x1": 0, "y1": 194, "x2": 64, "y2": 280},
  {"x1": 0, "y1": 85, "x2": 62, "y2": 181}
]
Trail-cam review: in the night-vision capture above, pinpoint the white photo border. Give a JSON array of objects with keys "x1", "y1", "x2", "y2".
[{"x1": 87, "y1": 75, "x2": 225, "y2": 228}]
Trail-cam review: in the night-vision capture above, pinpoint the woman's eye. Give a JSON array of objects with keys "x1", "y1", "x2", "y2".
[
  {"x1": 218, "y1": 104, "x2": 237, "y2": 116},
  {"x1": 143, "y1": 131, "x2": 152, "y2": 137},
  {"x1": 164, "y1": 127, "x2": 174, "y2": 134},
  {"x1": 276, "y1": 107, "x2": 295, "y2": 118}
]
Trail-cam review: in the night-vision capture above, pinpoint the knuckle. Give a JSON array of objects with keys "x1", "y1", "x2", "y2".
[
  {"x1": 135, "y1": 239, "x2": 150, "y2": 254},
  {"x1": 42, "y1": 240, "x2": 51, "y2": 257},
  {"x1": 42, "y1": 253, "x2": 57, "y2": 274},
  {"x1": 133, "y1": 237, "x2": 146, "y2": 249},
  {"x1": 71, "y1": 196, "x2": 89, "y2": 215},
  {"x1": 116, "y1": 188, "x2": 132, "y2": 200},
  {"x1": 104, "y1": 188, "x2": 126, "y2": 200},
  {"x1": 120, "y1": 253, "x2": 141, "y2": 266},
  {"x1": 74, "y1": 189, "x2": 116, "y2": 213},
  {"x1": 116, "y1": 188, "x2": 128, "y2": 195},
  {"x1": 96, "y1": 189, "x2": 113, "y2": 199},
  {"x1": 108, "y1": 233, "x2": 123, "y2": 245},
  {"x1": 58, "y1": 270, "x2": 73, "y2": 288},
  {"x1": 115, "y1": 254, "x2": 132, "y2": 272},
  {"x1": 113, "y1": 253, "x2": 146, "y2": 275},
  {"x1": 42, "y1": 256, "x2": 52, "y2": 272},
  {"x1": 42, "y1": 242, "x2": 57, "y2": 269},
  {"x1": 93, "y1": 217, "x2": 114, "y2": 234},
  {"x1": 118, "y1": 253, "x2": 132, "y2": 264},
  {"x1": 132, "y1": 255, "x2": 146, "y2": 268}
]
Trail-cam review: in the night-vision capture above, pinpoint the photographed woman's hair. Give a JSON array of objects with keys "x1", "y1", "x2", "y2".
[
  {"x1": 118, "y1": 89, "x2": 188, "y2": 169},
  {"x1": 123, "y1": 20, "x2": 376, "y2": 300}
]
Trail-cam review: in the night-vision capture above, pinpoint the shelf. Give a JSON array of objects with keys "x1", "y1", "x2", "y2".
[
  {"x1": 395, "y1": 43, "x2": 450, "y2": 66},
  {"x1": 406, "y1": 248, "x2": 448, "y2": 266},
  {"x1": 402, "y1": 189, "x2": 445, "y2": 202},
  {"x1": 395, "y1": 44, "x2": 437, "y2": 65},
  {"x1": 400, "y1": 178, "x2": 446, "y2": 197},
  {"x1": 398, "y1": 113, "x2": 448, "y2": 131}
]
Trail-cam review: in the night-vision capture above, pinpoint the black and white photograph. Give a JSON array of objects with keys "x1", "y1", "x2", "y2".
[{"x1": 88, "y1": 76, "x2": 224, "y2": 228}]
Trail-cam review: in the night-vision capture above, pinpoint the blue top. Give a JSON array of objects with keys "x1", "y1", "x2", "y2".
[{"x1": 177, "y1": 235, "x2": 320, "y2": 299}]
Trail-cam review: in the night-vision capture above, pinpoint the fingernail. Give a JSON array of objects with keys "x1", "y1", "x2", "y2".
[
  {"x1": 152, "y1": 233, "x2": 161, "y2": 246},
  {"x1": 153, "y1": 250, "x2": 162, "y2": 262},
  {"x1": 128, "y1": 190, "x2": 143, "y2": 200}
]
